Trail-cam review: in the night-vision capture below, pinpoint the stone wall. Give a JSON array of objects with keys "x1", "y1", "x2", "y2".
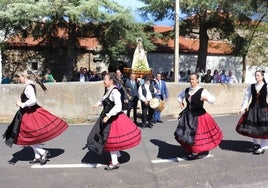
[{"x1": 0, "y1": 82, "x2": 247, "y2": 123}]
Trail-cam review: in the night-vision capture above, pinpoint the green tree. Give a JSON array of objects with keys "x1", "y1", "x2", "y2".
[
  {"x1": 139, "y1": 0, "x2": 235, "y2": 71},
  {"x1": 229, "y1": 0, "x2": 268, "y2": 82},
  {"x1": 0, "y1": 0, "x2": 156, "y2": 80}
]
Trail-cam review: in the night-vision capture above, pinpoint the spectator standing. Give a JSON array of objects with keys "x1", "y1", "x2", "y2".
[
  {"x1": 153, "y1": 72, "x2": 168, "y2": 123},
  {"x1": 89, "y1": 70, "x2": 100, "y2": 81},
  {"x1": 202, "y1": 69, "x2": 213, "y2": 83},
  {"x1": 138, "y1": 75, "x2": 156, "y2": 128},
  {"x1": 115, "y1": 69, "x2": 129, "y2": 114},
  {"x1": 1, "y1": 73, "x2": 11, "y2": 84},
  {"x1": 43, "y1": 68, "x2": 56, "y2": 83},
  {"x1": 213, "y1": 70, "x2": 221, "y2": 83},
  {"x1": 196, "y1": 67, "x2": 204, "y2": 83},
  {"x1": 74, "y1": 67, "x2": 89, "y2": 82},
  {"x1": 185, "y1": 70, "x2": 191, "y2": 82},
  {"x1": 227, "y1": 70, "x2": 238, "y2": 84},
  {"x1": 125, "y1": 73, "x2": 139, "y2": 124},
  {"x1": 220, "y1": 70, "x2": 228, "y2": 83}
]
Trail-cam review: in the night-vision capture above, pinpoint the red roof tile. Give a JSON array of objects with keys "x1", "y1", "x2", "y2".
[
  {"x1": 6, "y1": 26, "x2": 233, "y2": 55},
  {"x1": 152, "y1": 26, "x2": 233, "y2": 54}
]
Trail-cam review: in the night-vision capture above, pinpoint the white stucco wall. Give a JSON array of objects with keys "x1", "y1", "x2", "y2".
[
  {"x1": 146, "y1": 53, "x2": 243, "y2": 82},
  {"x1": 0, "y1": 49, "x2": 2, "y2": 80}
]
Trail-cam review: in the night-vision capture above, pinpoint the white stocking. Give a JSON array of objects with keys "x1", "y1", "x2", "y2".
[
  {"x1": 260, "y1": 139, "x2": 267, "y2": 149},
  {"x1": 110, "y1": 151, "x2": 120, "y2": 165},
  {"x1": 30, "y1": 144, "x2": 46, "y2": 158},
  {"x1": 253, "y1": 138, "x2": 258, "y2": 145}
]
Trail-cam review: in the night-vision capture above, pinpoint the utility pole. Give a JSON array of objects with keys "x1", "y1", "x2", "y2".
[{"x1": 174, "y1": 0, "x2": 179, "y2": 82}]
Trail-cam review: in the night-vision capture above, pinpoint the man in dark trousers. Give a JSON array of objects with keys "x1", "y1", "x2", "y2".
[
  {"x1": 125, "y1": 73, "x2": 139, "y2": 124},
  {"x1": 138, "y1": 75, "x2": 156, "y2": 128}
]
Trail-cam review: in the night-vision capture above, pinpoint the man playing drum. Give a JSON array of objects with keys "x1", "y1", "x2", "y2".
[{"x1": 138, "y1": 75, "x2": 157, "y2": 128}]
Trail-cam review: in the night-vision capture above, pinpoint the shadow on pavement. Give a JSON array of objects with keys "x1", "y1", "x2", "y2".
[
  {"x1": 8, "y1": 146, "x2": 65, "y2": 165},
  {"x1": 150, "y1": 139, "x2": 188, "y2": 159},
  {"x1": 219, "y1": 140, "x2": 254, "y2": 153},
  {"x1": 81, "y1": 150, "x2": 130, "y2": 165}
]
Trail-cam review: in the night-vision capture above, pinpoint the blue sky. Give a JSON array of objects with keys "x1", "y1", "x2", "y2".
[{"x1": 114, "y1": 0, "x2": 174, "y2": 26}]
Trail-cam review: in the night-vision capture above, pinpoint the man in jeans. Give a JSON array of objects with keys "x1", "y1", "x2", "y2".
[{"x1": 153, "y1": 72, "x2": 168, "y2": 123}]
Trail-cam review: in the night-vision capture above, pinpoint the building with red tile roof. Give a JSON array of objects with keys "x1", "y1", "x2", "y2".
[{"x1": 6, "y1": 26, "x2": 233, "y2": 55}]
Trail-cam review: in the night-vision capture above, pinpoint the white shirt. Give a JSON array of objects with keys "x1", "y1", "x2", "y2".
[
  {"x1": 240, "y1": 82, "x2": 268, "y2": 111},
  {"x1": 138, "y1": 83, "x2": 153, "y2": 102},
  {"x1": 177, "y1": 86, "x2": 215, "y2": 104},
  {"x1": 20, "y1": 80, "x2": 37, "y2": 108},
  {"x1": 97, "y1": 86, "x2": 122, "y2": 118},
  {"x1": 228, "y1": 75, "x2": 238, "y2": 84},
  {"x1": 80, "y1": 74, "x2": 85, "y2": 82}
]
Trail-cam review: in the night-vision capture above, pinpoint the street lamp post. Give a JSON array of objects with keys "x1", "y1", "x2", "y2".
[{"x1": 174, "y1": 0, "x2": 179, "y2": 83}]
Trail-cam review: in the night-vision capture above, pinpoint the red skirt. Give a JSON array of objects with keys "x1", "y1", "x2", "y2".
[
  {"x1": 16, "y1": 106, "x2": 68, "y2": 145},
  {"x1": 104, "y1": 113, "x2": 141, "y2": 151},
  {"x1": 179, "y1": 113, "x2": 223, "y2": 153}
]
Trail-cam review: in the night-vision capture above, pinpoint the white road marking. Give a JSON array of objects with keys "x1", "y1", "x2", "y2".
[
  {"x1": 31, "y1": 163, "x2": 105, "y2": 169},
  {"x1": 31, "y1": 155, "x2": 214, "y2": 168},
  {"x1": 151, "y1": 154, "x2": 213, "y2": 164}
]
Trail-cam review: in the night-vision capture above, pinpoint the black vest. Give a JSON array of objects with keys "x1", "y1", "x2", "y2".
[
  {"x1": 21, "y1": 84, "x2": 36, "y2": 103},
  {"x1": 250, "y1": 83, "x2": 268, "y2": 108},
  {"x1": 101, "y1": 88, "x2": 116, "y2": 117},
  {"x1": 185, "y1": 87, "x2": 206, "y2": 116},
  {"x1": 141, "y1": 83, "x2": 154, "y2": 98}
]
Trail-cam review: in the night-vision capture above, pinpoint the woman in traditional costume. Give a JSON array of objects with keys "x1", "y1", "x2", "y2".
[
  {"x1": 86, "y1": 72, "x2": 141, "y2": 170},
  {"x1": 236, "y1": 70, "x2": 268, "y2": 154},
  {"x1": 174, "y1": 73, "x2": 223, "y2": 160},
  {"x1": 3, "y1": 70, "x2": 68, "y2": 165}
]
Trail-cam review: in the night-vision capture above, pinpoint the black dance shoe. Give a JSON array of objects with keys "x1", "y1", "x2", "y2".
[
  {"x1": 157, "y1": 120, "x2": 163, "y2": 123},
  {"x1": 104, "y1": 163, "x2": 120, "y2": 171},
  {"x1": 29, "y1": 158, "x2": 41, "y2": 164},
  {"x1": 186, "y1": 151, "x2": 209, "y2": 161},
  {"x1": 253, "y1": 148, "x2": 265, "y2": 155},
  {"x1": 40, "y1": 150, "x2": 51, "y2": 165},
  {"x1": 140, "y1": 123, "x2": 147, "y2": 129},
  {"x1": 186, "y1": 153, "x2": 198, "y2": 160},
  {"x1": 253, "y1": 144, "x2": 261, "y2": 151},
  {"x1": 147, "y1": 123, "x2": 153, "y2": 128}
]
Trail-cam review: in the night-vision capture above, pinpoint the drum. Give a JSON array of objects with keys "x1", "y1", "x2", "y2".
[{"x1": 149, "y1": 98, "x2": 165, "y2": 112}]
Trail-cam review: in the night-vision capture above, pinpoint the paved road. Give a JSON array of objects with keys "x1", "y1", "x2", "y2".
[{"x1": 0, "y1": 114, "x2": 268, "y2": 188}]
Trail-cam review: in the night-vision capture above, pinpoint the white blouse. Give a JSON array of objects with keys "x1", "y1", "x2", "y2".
[
  {"x1": 97, "y1": 86, "x2": 122, "y2": 118},
  {"x1": 20, "y1": 81, "x2": 37, "y2": 108},
  {"x1": 240, "y1": 82, "x2": 268, "y2": 111},
  {"x1": 177, "y1": 86, "x2": 215, "y2": 104},
  {"x1": 138, "y1": 83, "x2": 154, "y2": 102}
]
